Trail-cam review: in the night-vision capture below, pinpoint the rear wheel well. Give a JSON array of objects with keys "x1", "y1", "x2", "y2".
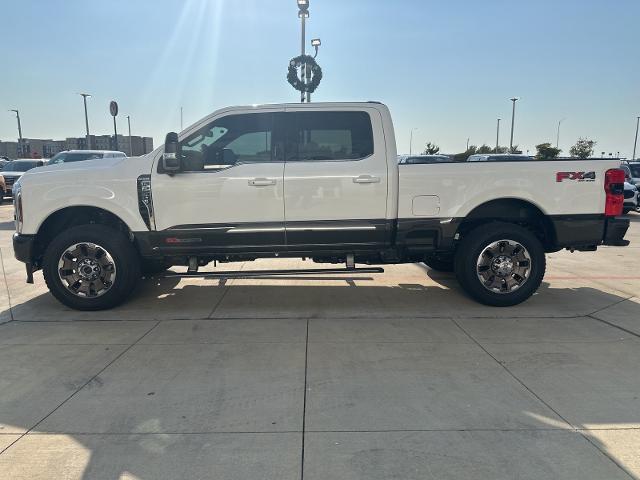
[
  {"x1": 457, "y1": 199, "x2": 557, "y2": 251},
  {"x1": 34, "y1": 207, "x2": 133, "y2": 264}
]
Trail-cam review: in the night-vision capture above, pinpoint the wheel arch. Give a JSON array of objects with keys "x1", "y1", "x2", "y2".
[
  {"x1": 457, "y1": 198, "x2": 558, "y2": 251},
  {"x1": 33, "y1": 206, "x2": 136, "y2": 264}
]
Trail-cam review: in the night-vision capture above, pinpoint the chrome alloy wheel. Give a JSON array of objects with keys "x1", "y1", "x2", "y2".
[
  {"x1": 58, "y1": 243, "x2": 117, "y2": 298},
  {"x1": 476, "y1": 239, "x2": 531, "y2": 294}
]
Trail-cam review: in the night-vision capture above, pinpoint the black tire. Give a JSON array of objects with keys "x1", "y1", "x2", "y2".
[
  {"x1": 423, "y1": 255, "x2": 454, "y2": 272},
  {"x1": 454, "y1": 222, "x2": 546, "y2": 307},
  {"x1": 43, "y1": 225, "x2": 141, "y2": 311}
]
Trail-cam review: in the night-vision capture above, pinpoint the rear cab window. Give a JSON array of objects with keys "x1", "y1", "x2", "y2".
[{"x1": 286, "y1": 111, "x2": 374, "y2": 162}]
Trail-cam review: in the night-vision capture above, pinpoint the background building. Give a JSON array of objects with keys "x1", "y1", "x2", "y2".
[{"x1": 0, "y1": 135, "x2": 154, "y2": 158}]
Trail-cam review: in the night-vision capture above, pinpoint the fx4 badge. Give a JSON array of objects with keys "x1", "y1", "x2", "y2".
[{"x1": 556, "y1": 171, "x2": 596, "y2": 183}]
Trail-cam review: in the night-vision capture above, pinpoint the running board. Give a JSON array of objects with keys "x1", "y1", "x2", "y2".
[{"x1": 163, "y1": 267, "x2": 384, "y2": 279}]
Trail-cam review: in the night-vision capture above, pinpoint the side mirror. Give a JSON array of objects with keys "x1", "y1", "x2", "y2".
[{"x1": 162, "y1": 132, "x2": 181, "y2": 173}]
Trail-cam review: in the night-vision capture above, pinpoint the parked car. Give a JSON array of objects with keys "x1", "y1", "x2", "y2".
[
  {"x1": 12, "y1": 102, "x2": 629, "y2": 311},
  {"x1": 0, "y1": 175, "x2": 7, "y2": 202},
  {"x1": 398, "y1": 155, "x2": 452, "y2": 164},
  {"x1": 623, "y1": 181, "x2": 639, "y2": 214},
  {"x1": 467, "y1": 153, "x2": 534, "y2": 162},
  {"x1": 48, "y1": 150, "x2": 127, "y2": 165},
  {"x1": 621, "y1": 162, "x2": 640, "y2": 189},
  {"x1": 2, "y1": 159, "x2": 46, "y2": 197}
]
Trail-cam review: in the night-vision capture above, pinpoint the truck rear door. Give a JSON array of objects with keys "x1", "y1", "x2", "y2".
[{"x1": 282, "y1": 108, "x2": 389, "y2": 249}]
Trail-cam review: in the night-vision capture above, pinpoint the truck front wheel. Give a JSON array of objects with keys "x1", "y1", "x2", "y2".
[
  {"x1": 43, "y1": 225, "x2": 141, "y2": 311},
  {"x1": 454, "y1": 222, "x2": 546, "y2": 307}
]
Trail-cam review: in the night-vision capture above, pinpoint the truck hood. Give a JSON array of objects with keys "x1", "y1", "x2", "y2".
[{"x1": 18, "y1": 156, "x2": 141, "y2": 182}]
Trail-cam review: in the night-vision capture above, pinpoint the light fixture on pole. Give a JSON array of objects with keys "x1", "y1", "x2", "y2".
[
  {"x1": 496, "y1": 118, "x2": 501, "y2": 152},
  {"x1": 556, "y1": 118, "x2": 565, "y2": 149},
  {"x1": 79, "y1": 93, "x2": 92, "y2": 149},
  {"x1": 633, "y1": 116, "x2": 640, "y2": 161},
  {"x1": 307, "y1": 38, "x2": 321, "y2": 102},
  {"x1": 9, "y1": 109, "x2": 23, "y2": 157},
  {"x1": 509, "y1": 97, "x2": 520, "y2": 152},
  {"x1": 409, "y1": 128, "x2": 418, "y2": 155}
]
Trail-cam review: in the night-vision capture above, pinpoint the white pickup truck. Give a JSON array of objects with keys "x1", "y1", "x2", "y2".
[{"x1": 12, "y1": 102, "x2": 630, "y2": 310}]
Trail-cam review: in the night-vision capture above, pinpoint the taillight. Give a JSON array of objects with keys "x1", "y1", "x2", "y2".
[{"x1": 604, "y1": 168, "x2": 625, "y2": 216}]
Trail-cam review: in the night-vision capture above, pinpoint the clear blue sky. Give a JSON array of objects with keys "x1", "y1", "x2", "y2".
[{"x1": 1, "y1": 0, "x2": 639, "y2": 156}]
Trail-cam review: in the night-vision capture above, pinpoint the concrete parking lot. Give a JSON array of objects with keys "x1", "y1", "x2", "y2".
[{"x1": 0, "y1": 202, "x2": 639, "y2": 479}]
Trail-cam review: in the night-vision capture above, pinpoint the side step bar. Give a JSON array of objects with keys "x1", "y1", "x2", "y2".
[{"x1": 163, "y1": 267, "x2": 384, "y2": 279}]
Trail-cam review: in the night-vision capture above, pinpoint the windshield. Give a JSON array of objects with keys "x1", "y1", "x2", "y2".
[
  {"x1": 629, "y1": 164, "x2": 640, "y2": 177},
  {"x1": 3, "y1": 161, "x2": 41, "y2": 172},
  {"x1": 50, "y1": 152, "x2": 104, "y2": 164}
]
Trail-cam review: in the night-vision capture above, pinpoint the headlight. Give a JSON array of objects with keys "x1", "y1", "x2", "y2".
[{"x1": 14, "y1": 186, "x2": 23, "y2": 233}]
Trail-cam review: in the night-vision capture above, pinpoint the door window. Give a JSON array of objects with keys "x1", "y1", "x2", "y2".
[
  {"x1": 179, "y1": 113, "x2": 274, "y2": 171},
  {"x1": 287, "y1": 111, "x2": 374, "y2": 162}
]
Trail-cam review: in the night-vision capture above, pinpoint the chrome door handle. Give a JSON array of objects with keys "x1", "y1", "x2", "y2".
[
  {"x1": 353, "y1": 175, "x2": 381, "y2": 184},
  {"x1": 248, "y1": 178, "x2": 277, "y2": 187}
]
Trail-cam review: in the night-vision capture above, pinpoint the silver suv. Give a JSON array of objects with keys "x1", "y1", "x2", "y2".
[{"x1": 49, "y1": 150, "x2": 126, "y2": 165}]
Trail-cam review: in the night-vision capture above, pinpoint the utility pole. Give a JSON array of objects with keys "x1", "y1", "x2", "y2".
[
  {"x1": 180, "y1": 107, "x2": 183, "y2": 131},
  {"x1": 633, "y1": 116, "x2": 640, "y2": 161},
  {"x1": 127, "y1": 115, "x2": 132, "y2": 156},
  {"x1": 509, "y1": 97, "x2": 520, "y2": 152},
  {"x1": 409, "y1": 128, "x2": 418, "y2": 155},
  {"x1": 9, "y1": 109, "x2": 23, "y2": 156},
  {"x1": 79, "y1": 93, "x2": 91, "y2": 149},
  {"x1": 496, "y1": 118, "x2": 501, "y2": 152},
  {"x1": 298, "y1": 0, "x2": 309, "y2": 103},
  {"x1": 556, "y1": 118, "x2": 565, "y2": 149}
]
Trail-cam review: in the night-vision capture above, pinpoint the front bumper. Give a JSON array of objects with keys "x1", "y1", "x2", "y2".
[
  {"x1": 13, "y1": 233, "x2": 35, "y2": 263},
  {"x1": 13, "y1": 233, "x2": 37, "y2": 283},
  {"x1": 603, "y1": 217, "x2": 630, "y2": 247}
]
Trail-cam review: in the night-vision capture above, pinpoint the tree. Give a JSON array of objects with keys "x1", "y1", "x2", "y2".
[
  {"x1": 569, "y1": 138, "x2": 596, "y2": 159},
  {"x1": 536, "y1": 143, "x2": 561, "y2": 160},
  {"x1": 509, "y1": 145, "x2": 521, "y2": 154},
  {"x1": 477, "y1": 144, "x2": 493, "y2": 154},
  {"x1": 423, "y1": 142, "x2": 440, "y2": 155},
  {"x1": 493, "y1": 146, "x2": 509, "y2": 154},
  {"x1": 454, "y1": 145, "x2": 478, "y2": 162}
]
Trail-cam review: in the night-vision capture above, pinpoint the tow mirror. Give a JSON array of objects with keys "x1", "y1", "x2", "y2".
[{"x1": 162, "y1": 132, "x2": 181, "y2": 173}]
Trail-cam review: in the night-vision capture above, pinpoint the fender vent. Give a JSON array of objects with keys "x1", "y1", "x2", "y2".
[{"x1": 137, "y1": 175, "x2": 154, "y2": 229}]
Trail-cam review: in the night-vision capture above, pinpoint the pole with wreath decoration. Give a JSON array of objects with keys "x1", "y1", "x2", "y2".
[{"x1": 291, "y1": 0, "x2": 322, "y2": 102}]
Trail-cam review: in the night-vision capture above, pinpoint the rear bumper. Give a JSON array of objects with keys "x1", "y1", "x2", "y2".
[
  {"x1": 603, "y1": 216, "x2": 630, "y2": 246},
  {"x1": 13, "y1": 233, "x2": 35, "y2": 263}
]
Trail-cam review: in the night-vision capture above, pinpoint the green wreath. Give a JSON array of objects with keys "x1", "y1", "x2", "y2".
[{"x1": 287, "y1": 55, "x2": 323, "y2": 94}]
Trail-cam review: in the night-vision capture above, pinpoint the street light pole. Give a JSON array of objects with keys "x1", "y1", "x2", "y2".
[
  {"x1": 556, "y1": 118, "x2": 565, "y2": 149},
  {"x1": 509, "y1": 97, "x2": 519, "y2": 152},
  {"x1": 496, "y1": 118, "x2": 501, "y2": 152},
  {"x1": 298, "y1": 0, "x2": 309, "y2": 104},
  {"x1": 9, "y1": 109, "x2": 23, "y2": 156},
  {"x1": 127, "y1": 115, "x2": 132, "y2": 156},
  {"x1": 409, "y1": 128, "x2": 418, "y2": 155},
  {"x1": 633, "y1": 116, "x2": 640, "y2": 161},
  {"x1": 79, "y1": 93, "x2": 91, "y2": 149}
]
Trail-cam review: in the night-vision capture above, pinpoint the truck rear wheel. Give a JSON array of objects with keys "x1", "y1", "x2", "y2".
[
  {"x1": 454, "y1": 222, "x2": 546, "y2": 307},
  {"x1": 43, "y1": 225, "x2": 141, "y2": 311}
]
